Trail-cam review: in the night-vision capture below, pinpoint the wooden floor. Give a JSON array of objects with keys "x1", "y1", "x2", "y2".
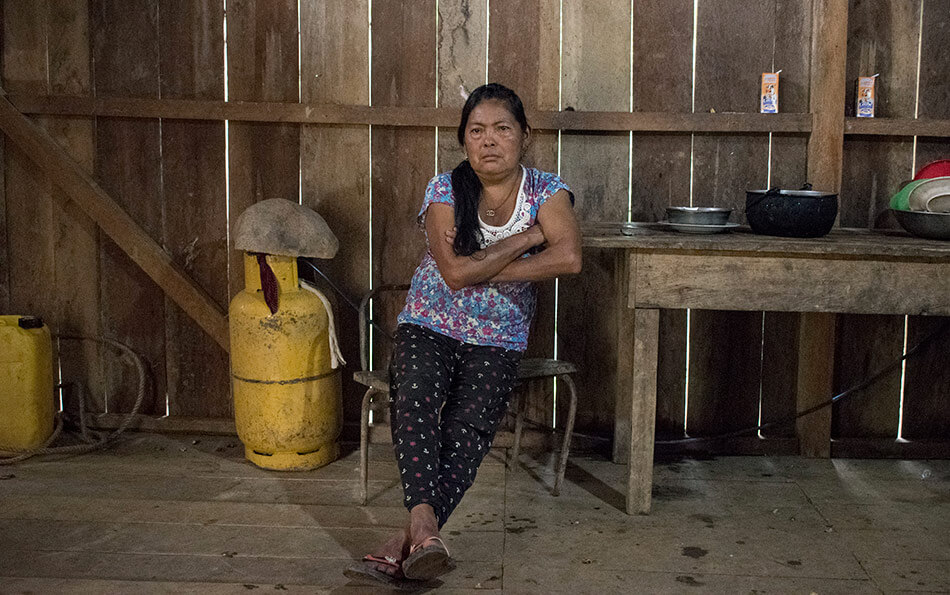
[{"x1": 1, "y1": 433, "x2": 948, "y2": 594}]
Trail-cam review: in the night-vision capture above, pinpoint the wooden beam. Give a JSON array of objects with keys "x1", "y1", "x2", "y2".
[
  {"x1": 0, "y1": 93, "x2": 230, "y2": 352},
  {"x1": 799, "y1": 0, "x2": 847, "y2": 459},
  {"x1": 845, "y1": 117, "x2": 950, "y2": 138},
  {"x1": 7, "y1": 93, "x2": 814, "y2": 133},
  {"x1": 807, "y1": 0, "x2": 849, "y2": 193}
]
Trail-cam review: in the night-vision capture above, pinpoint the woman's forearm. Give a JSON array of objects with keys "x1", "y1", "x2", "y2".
[
  {"x1": 438, "y1": 229, "x2": 542, "y2": 290},
  {"x1": 490, "y1": 240, "x2": 582, "y2": 283}
]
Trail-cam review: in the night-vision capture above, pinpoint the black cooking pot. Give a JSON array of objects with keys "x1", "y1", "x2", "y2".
[{"x1": 745, "y1": 184, "x2": 838, "y2": 238}]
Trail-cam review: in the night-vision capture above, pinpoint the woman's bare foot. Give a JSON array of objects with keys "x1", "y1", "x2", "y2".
[
  {"x1": 365, "y1": 524, "x2": 411, "y2": 576},
  {"x1": 403, "y1": 504, "x2": 453, "y2": 580},
  {"x1": 409, "y1": 503, "x2": 441, "y2": 548}
]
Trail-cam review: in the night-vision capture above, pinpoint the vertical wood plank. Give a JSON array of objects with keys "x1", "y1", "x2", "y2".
[
  {"x1": 93, "y1": 0, "x2": 165, "y2": 415},
  {"x1": 800, "y1": 0, "x2": 848, "y2": 453},
  {"x1": 489, "y1": 0, "x2": 560, "y2": 171},
  {"x1": 226, "y1": 0, "x2": 300, "y2": 301},
  {"x1": 759, "y1": 312, "x2": 800, "y2": 438},
  {"x1": 160, "y1": 1, "x2": 229, "y2": 418},
  {"x1": 488, "y1": 0, "x2": 560, "y2": 425},
  {"x1": 2, "y1": 1, "x2": 57, "y2": 330},
  {"x1": 300, "y1": 0, "x2": 370, "y2": 424},
  {"x1": 558, "y1": 0, "x2": 631, "y2": 435},
  {"x1": 835, "y1": 0, "x2": 920, "y2": 440},
  {"x1": 0, "y1": 132, "x2": 6, "y2": 313},
  {"x1": 630, "y1": 0, "x2": 694, "y2": 439},
  {"x1": 903, "y1": 0, "x2": 950, "y2": 441},
  {"x1": 760, "y1": 1, "x2": 813, "y2": 442},
  {"x1": 687, "y1": 0, "x2": 772, "y2": 437},
  {"x1": 370, "y1": 0, "x2": 437, "y2": 367},
  {"x1": 832, "y1": 314, "x2": 903, "y2": 438},
  {"x1": 437, "y1": 0, "x2": 486, "y2": 175},
  {"x1": 797, "y1": 312, "x2": 835, "y2": 457},
  {"x1": 47, "y1": 0, "x2": 102, "y2": 414},
  {"x1": 0, "y1": 0, "x2": 6, "y2": 311},
  {"x1": 768, "y1": 1, "x2": 812, "y2": 189},
  {"x1": 916, "y1": 0, "x2": 950, "y2": 120},
  {"x1": 808, "y1": 0, "x2": 849, "y2": 194},
  {"x1": 901, "y1": 317, "x2": 950, "y2": 440}
]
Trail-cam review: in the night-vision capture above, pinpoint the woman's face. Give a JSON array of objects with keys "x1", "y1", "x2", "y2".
[{"x1": 462, "y1": 99, "x2": 528, "y2": 181}]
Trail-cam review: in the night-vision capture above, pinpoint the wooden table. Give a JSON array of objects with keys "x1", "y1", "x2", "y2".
[{"x1": 579, "y1": 223, "x2": 950, "y2": 514}]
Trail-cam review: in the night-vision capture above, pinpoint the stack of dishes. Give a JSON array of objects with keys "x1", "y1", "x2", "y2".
[
  {"x1": 890, "y1": 171, "x2": 950, "y2": 241},
  {"x1": 661, "y1": 206, "x2": 737, "y2": 234}
]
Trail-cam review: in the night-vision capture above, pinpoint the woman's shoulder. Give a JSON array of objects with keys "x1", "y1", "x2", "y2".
[
  {"x1": 523, "y1": 167, "x2": 571, "y2": 203},
  {"x1": 425, "y1": 171, "x2": 455, "y2": 204}
]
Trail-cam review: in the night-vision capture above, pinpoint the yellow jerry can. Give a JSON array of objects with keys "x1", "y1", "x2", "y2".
[
  {"x1": 230, "y1": 253, "x2": 342, "y2": 470},
  {"x1": 0, "y1": 316, "x2": 55, "y2": 451}
]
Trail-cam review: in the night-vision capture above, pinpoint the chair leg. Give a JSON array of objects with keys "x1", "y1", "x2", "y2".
[
  {"x1": 553, "y1": 374, "x2": 577, "y2": 497},
  {"x1": 359, "y1": 387, "x2": 378, "y2": 506},
  {"x1": 510, "y1": 388, "x2": 527, "y2": 469}
]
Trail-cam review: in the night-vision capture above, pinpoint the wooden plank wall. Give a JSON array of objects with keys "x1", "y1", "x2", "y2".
[
  {"x1": 904, "y1": 1, "x2": 950, "y2": 442},
  {"x1": 300, "y1": 1, "x2": 371, "y2": 423},
  {"x1": 836, "y1": 0, "x2": 950, "y2": 442},
  {"x1": 1, "y1": 1, "x2": 948, "y2": 453}
]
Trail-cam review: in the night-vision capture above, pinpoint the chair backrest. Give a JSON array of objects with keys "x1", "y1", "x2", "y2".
[{"x1": 358, "y1": 284, "x2": 410, "y2": 371}]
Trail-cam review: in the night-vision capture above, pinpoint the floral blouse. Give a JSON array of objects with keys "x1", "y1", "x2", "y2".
[{"x1": 397, "y1": 166, "x2": 572, "y2": 352}]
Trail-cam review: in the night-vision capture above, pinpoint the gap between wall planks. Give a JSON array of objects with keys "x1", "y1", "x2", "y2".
[{"x1": 299, "y1": 0, "x2": 371, "y2": 425}]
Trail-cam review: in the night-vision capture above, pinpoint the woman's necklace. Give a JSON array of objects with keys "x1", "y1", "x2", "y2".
[{"x1": 483, "y1": 177, "x2": 519, "y2": 218}]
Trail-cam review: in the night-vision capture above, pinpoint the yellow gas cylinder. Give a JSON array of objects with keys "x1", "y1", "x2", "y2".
[
  {"x1": 0, "y1": 316, "x2": 55, "y2": 451},
  {"x1": 229, "y1": 253, "x2": 342, "y2": 470}
]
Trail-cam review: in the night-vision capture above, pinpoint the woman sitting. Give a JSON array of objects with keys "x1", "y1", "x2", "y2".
[{"x1": 346, "y1": 82, "x2": 581, "y2": 588}]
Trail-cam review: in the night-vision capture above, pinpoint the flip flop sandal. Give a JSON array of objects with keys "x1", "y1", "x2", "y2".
[
  {"x1": 401, "y1": 536, "x2": 455, "y2": 581},
  {"x1": 343, "y1": 554, "x2": 420, "y2": 591}
]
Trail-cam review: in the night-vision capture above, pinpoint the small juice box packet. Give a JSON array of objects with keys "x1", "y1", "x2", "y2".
[
  {"x1": 760, "y1": 72, "x2": 780, "y2": 113},
  {"x1": 856, "y1": 76, "x2": 876, "y2": 118}
]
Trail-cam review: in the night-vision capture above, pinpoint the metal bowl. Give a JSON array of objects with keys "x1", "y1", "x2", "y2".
[
  {"x1": 666, "y1": 206, "x2": 733, "y2": 225},
  {"x1": 892, "y1": 209, "x2": 950, "y2": 241}
]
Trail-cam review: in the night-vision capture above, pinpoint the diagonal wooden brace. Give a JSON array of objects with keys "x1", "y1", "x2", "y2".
[{"x1": 0, "y1": 92, "x2": 230, "y2": 352}]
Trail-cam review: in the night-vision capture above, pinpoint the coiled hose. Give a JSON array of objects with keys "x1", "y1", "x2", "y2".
[{"x1": 0, "y1": 335, "x2": 146, "y2": 465}]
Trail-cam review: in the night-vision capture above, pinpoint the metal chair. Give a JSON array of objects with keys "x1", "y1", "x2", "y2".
[{"x1": 355, "y1": 284, "x2": 578, "y2": 504}]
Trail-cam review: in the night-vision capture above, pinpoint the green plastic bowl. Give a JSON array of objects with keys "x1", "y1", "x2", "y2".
[{"x1": 889, "y1": 179, "x2": 929, "y2": 211}]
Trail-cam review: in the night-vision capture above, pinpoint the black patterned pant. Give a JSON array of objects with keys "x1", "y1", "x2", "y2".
[{"x1": 389, "y1": 323, "x2": 521, "y2": 527}]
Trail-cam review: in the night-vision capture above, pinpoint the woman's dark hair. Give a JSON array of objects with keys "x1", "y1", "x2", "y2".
[{"x1": 451, "y1": 83, "x2": 529, "y2": 256}]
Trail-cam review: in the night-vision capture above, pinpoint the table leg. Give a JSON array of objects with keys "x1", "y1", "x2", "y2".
[
  {"x1": 612, "y1": 251, "x2": 635, "y2": 463},
  {"x1": 626, "y1": 307, "x2": 659, "y2": 515}
]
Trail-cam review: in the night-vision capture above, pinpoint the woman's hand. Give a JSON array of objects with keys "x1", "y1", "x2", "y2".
[
  {"x1": 443, "y1": 227, "x2": 457, "y2": 245},
  {"x1": 522, "y1": 224, "x2": 546, "y2": 248},
  {"x1": 489, "y1": 189, "x2": 582, "y2": 283}
]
